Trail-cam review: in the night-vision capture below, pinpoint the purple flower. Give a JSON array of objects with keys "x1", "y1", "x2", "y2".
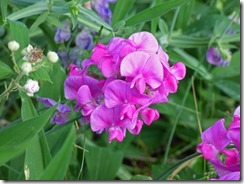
[
  {"x1": 90, "y1": 0, "x2": 116, "y2": 24},
  {"x1": 75, "y1": 30, "x2": 93, "y2": 50},
  {"x1": 206, "y1": 47, "x2": 231, "y2": 67},
  {"x1": 54, "y1": 22, "x2": 71, "y2": 43},
  {"x1": 197, "y1": 106, "x2": 240, "y2": 180},
  {"x1": 64, "y1": 31, "x2": 186, "y2": 143},
  {"x1": 37, "y1": 98, "x2": 71, "y2": 124}
]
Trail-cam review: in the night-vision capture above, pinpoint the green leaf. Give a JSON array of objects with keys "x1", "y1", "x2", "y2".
[
  {"x1": 125, "y1": 0, "x2": 190, "y2": 26},
  {"x1": 29, "y1": 11, "x2": 49, "y2": 32},
  {"x1": 29, "y1": 67, "x2": 52, "y2": 83},
  {"x1": 78, "y1": 5, "x2": 113, "y2": 31},
  {"x1": 20, "y1": 92, "x2": 38, "y2": 121},
  {"x1": 85, "y1": 145, "x2": 124, "y2": 180},
  {"x1": 9, "y1": 20, "x2": 29, "y2": 59},
  {"x1": 0, "y1": 106, "x2": 56, "y2": 165},
  {"x1": 169, "y1": 35, "x2": 209, "y2": 48},
  {"x1": 169, "y1": 48, "x2": 212, "y2": 80},
  {"x1": 0, "y1": 105, "x2": 56, "y2": 147},
  {"x1": 1, "y1": 0, "x2": 8, "y2": 20},
  {"x1": 0, "y1": 61, "x2": 14, "y2": 80},
  {"x1": 213, "y1": 79, "x2": 240, "y2": 101},
  {"x1": 7, "y1": 1, "x2": 48, "y2": 21},
  {"x1": 111, "y1": 0, "x2": 135, "y2": 26},
  {"x1": 211, "y1": 50, "x2": 240, "y2": 79},
  {"x1": 77, "y1": 14, "x2": 111, "y2": 36},
  {"x1": 39, "y1": 124, "x2": 75, "y2": 180},
  {"x1": 131, "y1": 175, "x2": 152, "y2": 180}
]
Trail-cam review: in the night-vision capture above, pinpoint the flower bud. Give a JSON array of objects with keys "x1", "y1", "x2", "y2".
[
  {"x1": 21, "y1": 62, "x2": 32, "y2": 75},
  {"x1": 8, "y1": 40, "x2": 20, "y2": 51},
  {"x1": 24, "y1": 79, "x2": 40, "y2": 97},
  {"x1": 47, "y1": 51, "x2": 59, "y2": 63}
]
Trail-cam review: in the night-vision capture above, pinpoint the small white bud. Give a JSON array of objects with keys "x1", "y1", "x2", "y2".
[
  {"x1": 8, "y1": 40, "x2": 20, "y2": 52},
  {"x1": 24, "y1": 79, "x2": 40, "y2": 97},
  {"x1": 21, "y1": 62, "x2": 32, "y2": 75},
  {"x1": 47, "y1": 51, "x2": 59, "y2": 63}
]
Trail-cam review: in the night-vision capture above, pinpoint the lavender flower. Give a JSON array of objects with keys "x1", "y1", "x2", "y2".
[
  {"x1": 54, "y1": 22, "x2": 71, "y2": 43},
  {"x1": 38, "y1": 98, "x2": 71, "y2": 124},
  {"x1": 206, "y1": 47, "x2": 231, "y2": 67},
  {"x1": 75, "y1": 30, "x2": 93, "y2": 50}
]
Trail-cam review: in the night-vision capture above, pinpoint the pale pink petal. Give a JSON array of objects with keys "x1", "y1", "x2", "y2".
[{"x1": 129, "y1": 32, "x2": 158, "y2": 53}]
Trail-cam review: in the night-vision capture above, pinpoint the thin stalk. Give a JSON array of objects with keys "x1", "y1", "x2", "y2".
[
  {"x1": 155, "y1": 152, "x2": 201, "y2": 180},
  {"x1": 163, "y1": 74, "x2": 196, "y2": 165},
  {"x1": 192, "y1": 77, "x2": 202, "y2": 134},
  {"x1": 168, "y1": 7, "x2": 180, "y2": 40}
]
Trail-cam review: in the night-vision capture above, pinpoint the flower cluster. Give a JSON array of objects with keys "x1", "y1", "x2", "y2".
[
  {"x1": 197, "y1": 106, "x2": 240, "y2": 180},
  {"x1": 64, "y1": 31, "x2": 186, "y2": 143}
]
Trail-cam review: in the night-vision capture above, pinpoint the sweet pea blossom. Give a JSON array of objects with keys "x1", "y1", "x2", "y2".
[
  {"x1": 38, "y1": 98, "x2": 71, "y2": 124},
  {"x1": 64, "y1": 31, "x2": 186, "y2": 142},
  {"x1": 197, "y1": 106, "x2": 240, "y2": 180},
  {"x1": 206, "y1": 47, "x2": 231, "y2": 67},
  {"x1": 54, "y1": 22, "x2": 71, "y2": 43}
]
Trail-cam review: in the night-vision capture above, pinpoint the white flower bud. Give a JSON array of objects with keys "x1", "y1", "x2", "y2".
[
  {"x1": 24, "y1": 79, "x2": 40, "y2": 97},
  {"x1": 47, "y1": 51, "x2": 59, "y2": 63},
  {"x1": 21, "y1": 62, "x2": 32, "y2": 75},
  {"x1": 8, "y1": 40, "x2": 20, "y2": 51}
]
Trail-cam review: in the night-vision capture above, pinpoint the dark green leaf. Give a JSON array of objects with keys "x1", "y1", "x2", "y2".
[
  {"x1": 29, "y1": 11, "x2": 49, "y2": 32},
  {"x1": 7, "y1": 1, "x2": 48, "y2": 21},
  {"x1": 85, "y1": 145, "x2": 124, "y2": 180},
  {"x1": 131, "y1": 175, "x2": 152, "y2": 180},
  {"x1": 20, "y1": 92, "x2": 38, "y2": 121},
  {"x1": 1, "y1": 0, "x2": 8, "y2": 20},
  {"x1": 111, "y1": 0, "x2": 135, "y2": 26},
  {"x1": 0, "y1": 61, "x2": 14, "y2": 80},
  {"x1": 125, "y1": 0, "x2": 190, "y2": 26},
  {"x1": 29, "y1": 67, "x2": 52, "y2": 83},
  {"x1": 39, "y1": 124, "x2": 75, "y2": 180}
]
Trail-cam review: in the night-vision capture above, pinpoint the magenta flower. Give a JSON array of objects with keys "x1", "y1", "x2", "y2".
[
  {"x1": 37, "y1": 97, "x2": 71, "y2": 124},
  {"x1": 120, "y1": 51, "x2": 163, "y2": 93},
  {"x1": 64, "y1": 31, "x2": 186, "y2": 143},
  {"x1": 197, "y1": 106, "x2": 240, "y2": 180}
]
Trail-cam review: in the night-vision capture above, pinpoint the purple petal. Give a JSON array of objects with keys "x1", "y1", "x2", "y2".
[
  {"x1": 227, "y1": 115, "x2": 240, "y2": 150},
  {"x1": 64, "y1": 76, "x2": 84, "y2": 100},
  {"x1": 91, "y1": 43, "x2": 107, "y2": 65},
  {"x1": 170, "y1": 62, "x2": 186, "y2": 80},
  {"x1": 51, "y1": 111, "x2": 70, "y2": 124},
  {"x1": 212, "y1": 171, "x2": 240, "y2": 180},
  {"x1": 108, "y1": 127, "x2": 126, "y2": 143},
  {"x1": 129, "y1": 32, "x2": 158, "y2": 53},
  {"x1": 197, "y1": 142, "x2": 219, "y2": 160},
  {"x1": 201, "y1": 119, "x2": 230, "y2": 151},
  {"x1": 127, "y1": 120, "x2": 143, "y2": 135},
  {"x1": 37, "y1": 97, "x2": 57, "y2": 107},
  {"x1": 233, "y1": 106, "x2": 240, "y2": 116},
  {"x1": 140, "y1": 108, "x2": 159, "y2": 126}
]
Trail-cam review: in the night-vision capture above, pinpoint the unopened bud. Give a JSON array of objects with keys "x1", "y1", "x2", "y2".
[
  {"x1": 24, "y1": 79, "x2": 39, "y2": 97},
  {"x1": 21, "y1": 62, "x2": 32, "y2": 75},
  {"x1": 8, "y1": 40, "x2": 20, "y2": 51},
  {"x1": 47, "y1": 51, "x2": 59, "y2": 63}
]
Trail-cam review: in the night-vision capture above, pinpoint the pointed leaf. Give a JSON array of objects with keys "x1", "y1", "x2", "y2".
[{"x1": 0, "y1": 61, "x2": 14, "y2": 80}]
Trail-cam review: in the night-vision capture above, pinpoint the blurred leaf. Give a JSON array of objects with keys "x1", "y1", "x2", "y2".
[
  {"x1": 29, "y1": 67, "x2": 52, "y2": 83},
  {"x1": 7, "y1": 1, "x2": 48, "y2": 21},
  {"x1": 1, "y1": 0, "x2": 8, "y2": 20},
  {"x1": 169, "y1": 35, "x2": 209, "y2": 48},
  {"x1": 170, "y1": 48, "x2": 212, "y2": 80},
  {"x1": 78, "y1": 5, "x2": 113, "y2": 31},
  {"x1": 131, "y1": 175, "x2": 152, "y2": 180},
  {"x1": 219, "y1": 33, "x2": 240, "y2": 44},
  {"x1": 116, "y1": 166, "x2": 133, "y2": 180},
  {"x1": 213, "y1": 79, "x2": 240, "y2": 101},
  {"x1": 20, "y1": 92, "x2": 38, "y2": 121},
  {"x1": 211, "y1": 50, "x2": 240, "y2": 79},
  {"x1": 111, "y1": 0, "x2": 135, "y2": 26},
  {"x1": 125, "y1": 0, "x2": 190, "y2": 26},
  {"x1": 29, "y1": 11, "x2": 49, "y2": 32},
  {"x1": 0, "y1": 61, "x2": 14, "y2": 80},
  {"x1": 39, "y1": 124, "x2": 75, "y2": 180},
  {"x1": 0, "y1": 106, "x2": 56, "y2": 165},
  {"x1": 213, "y1": 18, "x2": 232, "y2": 37},
  {"x1": 85, "y1": 145, "x2": 123, "y2": 180},
  {"x1": 9, "y1": 20, "x2": 29, "y2": 59},
  {"x1": 77, "y1": 14, "x2": 111, "y2": 36}
]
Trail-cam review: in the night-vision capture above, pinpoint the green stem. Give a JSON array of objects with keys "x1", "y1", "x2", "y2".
[
  {"x1": 163, "y1": 74, "x2": 196, "y2": 165},
  {"x1": 155, "y1": 152, "x2": 201, "y2": 180},
  {"x1": 168, "y1": 7, "x2": 180, "y2": 40}
]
